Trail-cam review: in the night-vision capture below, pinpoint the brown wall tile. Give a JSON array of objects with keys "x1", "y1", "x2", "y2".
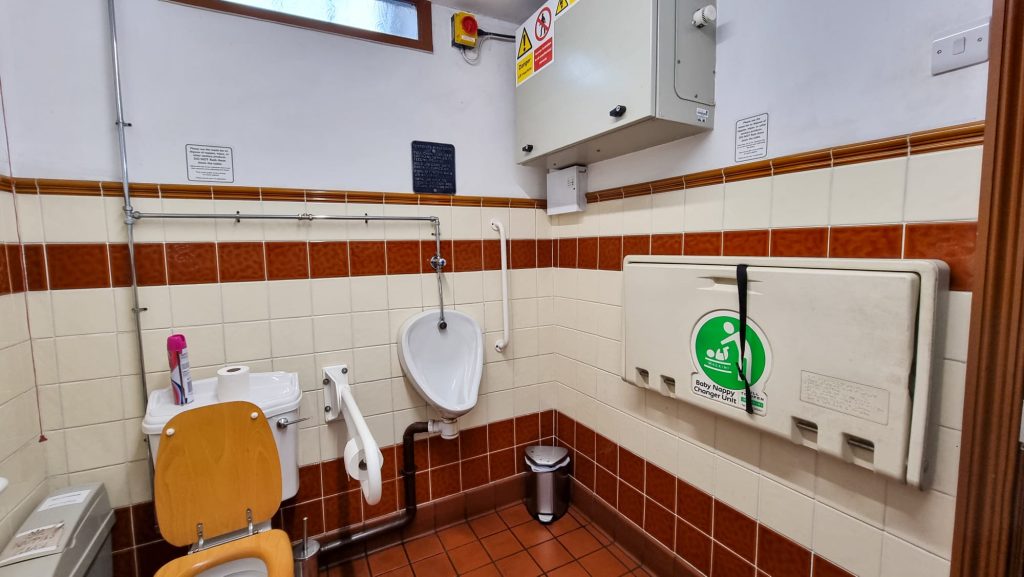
[
  {"x1": 770, "y1": 228, "x2": 828, "y2": 258},
  {"x1": 617, "y1": 482, "x2": 644, "y2": 526},
  {"x1": 598, "y1": 236, "x2": 623, "y2": 271},
  {"x1": 683, "y1": 232, "x2": 723, "y2": 256},
  {"x1": 309, "y1": 241, "x2": 349, "y2": 278},
  {"x1": 422, "y1": 240, "x2": 453, "y2": 274},
  {"x1": 265, "y1": 242, "x2": 309, "y2": 280},
  {"x1": 510, "y1": 239, "x2": 537, "y2": 269},
  {"x1": 218, "y1": 242, "x2": 266, "y2": 282},
  {"x1": 577, "y1": 238, "x2": 598, "y2": 270},
  {"x1": 712, "y1": 542, "x2": 755, "y2": 577},
  {"x1": 323, "y1": 490, "x2": 363, "y2": 532},
  {"x1": 757, "y1": 525, "x2": 812, "y2": 577},
  {"x1": 713, "y1": 501, "x2": 757, "y2": 563},
  {"x1": 537, "y1": 239, "x2": 554, "y2": 268},
  {"x1": 829, "y1": 225, "x2": 902, "y2": 259},
  {"x1": 557, "y1": 238, "x2": 578, "y2": 268},
  {"x1": 482, "y1": 239, "x2": 502, "y2": 271},
  {"x1": 617, "y1": 449, "x2": 644, "y2": 490},
  {"x1": 650, "y1": 234, "x2": 683, "y2": 256},
  {"x1": 904, "y1": 221, "x2": 977, "y2": 291},
  {"x1": 165, "y1": 243, "x2": 218, "y2": 285},
  {"x1": 6, "y1": 245, "x2": 24, "y2": 293},
  {"x1": 46, "y1": 244, "x2": 111, "y2": 290},
  {"x1": 453, "y1": 240, "x2": 483, "y2": 272},
  {"x1": 675, "y1": 518, "x2": 712, "y2": 575},
  {"x1": 645, "y1": 463, "x2": 675, "y2": 507},
  {"x1": 489, "y1": 448, "x2": 515, "y2": 481},
  {"x1": 723, "y1": 230, "x2": 770, "y2": 257},
  {"x1": 22, "y1": 245, "x2": 47, "y2": 291},
  {"x1": 677, "y1": 481, "x2": 713, "y2": 534},
  {"x1": 461, "y1": 456, "x2": 490, "y2": 491},
  {"x1": 109, "y1": 243, "x2": 167, "y2": 287},
  {"x1": 349, "y1": 241, "x2": 387, "y2": 276},
  {"x1": 0, "y1": 246, "x2": 10, "y2": 295},
  {"x1": 812, "y1": 555, "x2": 857, "y2": 577},
  {"x1": 622, "y1": 235, "x2": 650, "y2": 258},
  {"x1": 386, "y1": 240, "x2": 422, "y2": 275}
]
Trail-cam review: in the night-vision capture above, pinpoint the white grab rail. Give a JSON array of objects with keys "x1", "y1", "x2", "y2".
[{"x1": 491, "y1": 219, "x2": 510, "y2": 352}]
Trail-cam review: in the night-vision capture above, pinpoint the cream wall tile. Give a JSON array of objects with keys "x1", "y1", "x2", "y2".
[
  {"x1": 366, "y1": 413, "x2": 396, "y2": 446},
  {"x1": 758, "y1": 477, "x2": 814, "y2": 547},
  {"x1": 40, "y1": 195, "x2": 108, "y2": 242},
  {"x1": 486, "y1": 389, "x2": 515, "y2": 421},
  {"x1": 352, "y1": 346, "x2": 390, "y2": 383},
  {"x1": 904, "y1": 147, "x2": 983, "y2": 222},
  {"x1": 177, "y1": 324, "x2": 226, "y2": 368},
  {"x1": 132, "y1": 286, "x2": 172, "y2": 330},
  {"x1": 536, "y1": 210, "x2": 552, "y2": 239},
  {"x1": 213, "y1": 200, "x2": 264, "y2": 241},
  {"x1": 170, "y1": 284, "x2": 223, "y2": 327},
  {"x1": 830, "y1": 157, "x2": 907, "y2": 225},
  {"x1": 651, "y1": 188, "x2": 687, "y2": 233},
  {"x1": 387, "y1": 275, "x2": 422, "y2": 309},
  {"x1": 451, "y1": 207, "x2": 482, "y2": 239},
  {"x1": 597, "y1": 199, "x2": 624, "y2": 236},
  {"x1": 55, "y1": 334, "x2": 120, "y2": 382},
  {"x1": 937, "y1": 360, "x2": 966, "y2": 430},
  {"x1": 0, "y1": 297, "x2": 28, "y2": 348},
  {"x1": 60, "y1": 377, "x2": 123, "y2": 428},
  {"x1": 223, "y1": 321, "x2": 272, "y2": 362},
  {"x1": 771, "y1": 168, "x2": 832, "y2": 228},
  {"x1": 712, "y1": 455, "x2": 758, "y2": 517},
  {"x1": 577, "y1": 206, "x2": 600, "y2": 237},
  {"x1": 942, "y1": 291, "x2": 971, "y2": 362},
  {"x1": 14, "y1": 194, "x2": 43, "y2": 242},
  {"x1": 621, "y1": 195, "x2": 652, "y2": 235},
  {"x1": 69, "y1": 464, "x2": 130, "y2": 507},
  {"x1": 880, "y1": 534, "x2": 950, "y2": 577},
  {"x1": 758, "y1": 435, "x2": 816, "y2": 495},
  {"x1": 25, "y1": 292, "x2": 53, "y2": 338},
  {"x1": 454, "y1": 303, "x2": 484, "y2": 333},
  {"x1": 454, "y1": 272, "x2": 484, "y2": 304},
  {"x1": 44, "y1": 430, "x2": 68, "y2": 475},
  {"x1": 514, "y1": 384, "x2": 540, "y2": 416},
  {"x1": 313, "y1": 314, "x2": 353, "y2": 352},
  {"x1": 123, "y1": 418, "x2": 147, "y2": 462},
  {"x1": 306, "y1": 202, "x2": 349, "y2": 241},
  {"x1": 929, "y1": 427, "x2": 960, "y2": 496},
  {"x1": 222, "y1": 281, "x2": 270, "y2": 322},
  {"x1": 119, "y1": 197, "x2": 164, "y2": 243},
  {"x1": 0, "y1": 391, "x2": 39, "y2": 462},
  {"x1": 31, "y1": 339, "x2": 59, "y2": 386},
  {"x1": 510, "y1": 206, "x2": 536, "y2": 239},
  {"x1": 51, "y1": 289, "x2": 117, "y2": 336},
  {"x1": 121, "y1": 376, "x2": 145, "y2": 419},
  {"x1": 37, "y1": 385, "x2": 63, "y2": 430},
  {"x1": 352, "y1": 380, "x2": 394, "y2": 417},
  {"x1": 642, "y1": 424, "x2": 676, "y2": 474},
  {"x1": 510, "y1": 269, "x2": 538, "y2": 300},
  {"x1": 481, "y1": 208, "x2": 509, "y2": 240},
  {"x1": 350, "y1": 276, "x2": 388, "y2": 312},
  {"x1": 270, "y1": 318, "x2": 314, "y2": 358},
  {"x1": 422, "y1": 273, "x2": 453, "y2": 308},
  {"x1": 126, "y1": 459, "x2": 152, "y2": 504},
  {"x1": 138, "y1": 329, "x2": 172, "y2": 381},
  {"x1": 268, "y1": 279, "x2": 312, "y2": 319},
  {"x1": 161, "y1": 199, "x2": 217, "y2": 241},
  {"x1": 812, "y1": 503, "x2": 883, "y2": 577},
  {"x1": 714, "y1": 418, "x2": 760, "y2": 469},
  {"x1": 676, "y1": 438, "x2": 715, "y2": 494},
  {"x1": 683, "y1": 185, "x2": 724, "y2": 232},
  {"x1": 273, "y1": 355, "x2": 317, "y2": 392},
  {"x1": 310, "y1": 278, "x2": 351, "y2": 316},
  {"x1": 65, "y1": 421, "x2": 127, "y2": 471},
  {"x1": 884, "y1": 484, "x2": 955, "y2": 558},
  {"x1": 263, "y1": 201, "x2": 309, "y2": 241},
  {"x1": 723, "y1": 178, "x2": 772, "y2": 230},
  {"x1": 815, "y1": 455, "x2": 887, "y2": 527},
  {"x1": 384, "y1": 204, "x2": 424, "y2": 240},
  {"x1": 419, "y1": 204, "x2": 451, "y2": 242},
  {"x1": 391, "y1": 377, "x2": 425, "y2": 411},
  {"x1": 352, "y1": 311, "x2": 389, "y2": 348},
  {"x1": 345, "y1": 203, "x2": 384, "y2": 240}
]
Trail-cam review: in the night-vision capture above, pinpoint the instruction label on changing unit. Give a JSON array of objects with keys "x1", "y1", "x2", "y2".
[
  {"x1": 800, "y1": 371, "x2": 890, "y2": 425},
  {"x1": 186, "y1": 144, "x2": 234, "y2": 183},
  {"x1": 735, "y1": 114, "x2": 769, "y2": 162},
  {"x1": 517, "y1": 0, "x2": 568, "y2": 86},
  {"x1": 689, "y1": 310, "x2": 772, "y2": 415}
]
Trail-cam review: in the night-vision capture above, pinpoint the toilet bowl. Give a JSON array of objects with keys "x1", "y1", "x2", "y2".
[{"x1": 397, "y1": 309, "x2": 483, "y2": 423}]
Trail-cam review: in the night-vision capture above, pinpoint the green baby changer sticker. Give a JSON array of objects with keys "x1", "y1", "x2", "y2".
[{"x1": 690, "y1": 310, "x2": 772, "y2": 415}]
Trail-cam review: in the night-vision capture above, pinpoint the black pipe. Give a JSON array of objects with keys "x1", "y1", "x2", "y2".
[{"x1": 319, "y1": 421, "x2": 430, "y2": 557}]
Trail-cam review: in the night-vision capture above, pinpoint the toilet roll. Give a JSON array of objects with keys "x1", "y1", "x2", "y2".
[{"x1": 216, "y1": 365, "x2": 251, "y2": 401}]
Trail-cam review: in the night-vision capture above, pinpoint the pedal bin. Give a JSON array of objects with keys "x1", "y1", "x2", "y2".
[{"x1": 524, "y1": 446, "x2": 571, "y2": 524}]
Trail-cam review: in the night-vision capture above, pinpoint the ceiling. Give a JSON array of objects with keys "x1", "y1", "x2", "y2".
[{"x1": 437, "y1": 0, "x2": 546, "y2": 24}]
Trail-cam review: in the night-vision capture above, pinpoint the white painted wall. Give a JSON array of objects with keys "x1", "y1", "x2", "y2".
[
  {"x1": 0, "y1": 0, "x2": 543, "y2": 197},
  {"x1": 586, "y1": 0, "x2": 991, "y2": 190}
]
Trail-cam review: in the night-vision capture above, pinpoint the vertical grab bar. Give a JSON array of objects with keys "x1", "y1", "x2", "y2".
[{"x1": 491, "y1": 219, "x2": 510, "y2": 352}]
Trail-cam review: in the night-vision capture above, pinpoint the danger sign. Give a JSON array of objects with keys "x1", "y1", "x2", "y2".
[{"x1": 517, "y1": 0, "x2": 576, "y2": 86}]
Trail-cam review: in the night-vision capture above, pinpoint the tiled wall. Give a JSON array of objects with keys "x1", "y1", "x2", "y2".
[
  {"x1": 544, "y1": 136, "x2": 980, "y2": 577},
  {"x1": 5, "y1": 122, "x2": 982, "y2": 577},
  {"x1": 0, "y1": 179, "x2": 49, "y2": 547}
]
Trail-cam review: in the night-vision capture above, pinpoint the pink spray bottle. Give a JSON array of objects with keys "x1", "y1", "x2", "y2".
[{"x1": 167, "y1": 334, "x2": 194, "y2": 405}]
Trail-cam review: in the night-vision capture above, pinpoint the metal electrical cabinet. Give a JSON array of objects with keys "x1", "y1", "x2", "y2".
[{"x1": 515, "y1": 0, "x2": 716, "y2": 169}]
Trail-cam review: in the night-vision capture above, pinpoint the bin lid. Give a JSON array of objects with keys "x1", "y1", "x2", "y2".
[
  {"x1": 525, "y1": 446, "x2": 570, "y2": 468},
  {"x1": 142, "y1": 371, "x2": 300, "y2": 435}
]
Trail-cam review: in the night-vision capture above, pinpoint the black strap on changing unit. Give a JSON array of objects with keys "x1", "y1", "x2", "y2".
[{"x1": 736, "y1": 264, "x2": 754, "y2": 414}]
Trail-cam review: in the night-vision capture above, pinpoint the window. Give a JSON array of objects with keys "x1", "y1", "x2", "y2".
[{"x1": 171, "y1": 0, "x2": 433, "y2": 51}]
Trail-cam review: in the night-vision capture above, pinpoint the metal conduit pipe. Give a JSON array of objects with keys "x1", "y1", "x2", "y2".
[{"x1": 319, "y1": 421, "x2": 430, "y2": 562}]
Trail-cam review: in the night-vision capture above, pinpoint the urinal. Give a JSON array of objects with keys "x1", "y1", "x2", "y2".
[{"x1": 398, "y1": 309, "x2": 483, "y2": 437}]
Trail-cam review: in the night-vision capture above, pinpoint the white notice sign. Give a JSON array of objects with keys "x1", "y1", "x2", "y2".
[
  {"x1": 186, "y1": 144, "x2": 234, "y2": 183},
  {"x1": 735, "y1": 114, "x2": 769, "y2": 162}
]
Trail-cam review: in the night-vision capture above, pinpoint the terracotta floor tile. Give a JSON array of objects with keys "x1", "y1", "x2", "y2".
[
  {"x1": 449, "y1": 541, "x2": 491, "y2": 574},
  {"x1": 511, "y1": 521, "x2": 554, "y2": 547},
  {"x1": 438, "y1": 523, "x2": 477, "y2": 550},
  {"x1": 497, "y1": 504, "x2": 533, "y2": 527},
  {"x1": 462, "y1": 564, "x2": 501, "y2": 577},
  {"x1": 578, "y1": 548, "x2": 629, "y2": 577},
  {"x1": 587, "y1": 525, "x2": 614, "y2": 546},
  {"x1": 481, "y1": 530, "x2": 524, "y2": 560},
  {"x1": 548, "y1": 513, "x2": 582, "y2": 537},
  {"x1": 558, "y1": 527, "x2": 602, "y2": 558},
  {"x1": 527, "y1": 539, "x2": 574, "y2": 572},
  {"x1": 404, "y1": 534, "x2": 444, "y2": 562},
  {"x1": 368, "y1": 545, "x2": 409, "y2": 576},
  {"x1": 546, "y1": 561, "x2": 590, "y2": 577},
  {"x1": 411, "y1": 553, "x2": 456, "y2": 577},
  {"x1": 494, "y1": 550, "x2": 542, "y2": 577},
  {"x1": 380, "y1": 567, "x2": 413, "y2": 577},
  {"x1": 469, "y1": 513, "x2": 507, "y2": 538},
  {"x1": 606, "y1": 544, "x2": 640, "y2": 570},
  {"x1": 329, "y1": 557, "x2": 370, "y2": 577}
]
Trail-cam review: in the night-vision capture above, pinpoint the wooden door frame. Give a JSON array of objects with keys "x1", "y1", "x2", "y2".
[{"x1": 950, "y1": 0, "x2": 1024, "y2": 575}]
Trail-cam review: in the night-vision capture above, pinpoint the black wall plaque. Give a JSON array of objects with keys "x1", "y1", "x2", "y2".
[{"x1": 411, "y1": 141, "x2": 456, "y2": 194}]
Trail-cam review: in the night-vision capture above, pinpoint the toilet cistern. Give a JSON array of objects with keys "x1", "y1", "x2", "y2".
[{"x1": 397, "y1": 309, "x2": 484, "y2": 438}]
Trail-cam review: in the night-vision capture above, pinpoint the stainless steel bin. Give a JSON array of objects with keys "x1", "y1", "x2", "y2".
[{"x1": 524, "y1": 446, "x2": 571, "y2": 524}]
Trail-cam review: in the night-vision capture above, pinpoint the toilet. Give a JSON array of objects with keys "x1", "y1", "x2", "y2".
[
  {"x1": 141, "y1": 372, "x2": 302, "y2": 577},
  {"x1": 397, "y1": 309, "x2": 483, "y2": 436}
]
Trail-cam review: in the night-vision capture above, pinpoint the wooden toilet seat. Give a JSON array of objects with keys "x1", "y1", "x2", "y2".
[{"x1": 151, "y1": 401, "x2": 294, "y2": 577}]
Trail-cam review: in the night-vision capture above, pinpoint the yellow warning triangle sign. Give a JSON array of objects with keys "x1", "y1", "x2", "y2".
[
  {"x1": 517, "y1": 29, "x2": 532, "y2": 59},
  {"x1": 556, "y1": 0, "x2": 569, "y2": 15}
]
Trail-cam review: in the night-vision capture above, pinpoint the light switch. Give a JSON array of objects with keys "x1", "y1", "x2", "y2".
[{"x1": 932, "y1": 21, "x2": 990, "y2": 75}]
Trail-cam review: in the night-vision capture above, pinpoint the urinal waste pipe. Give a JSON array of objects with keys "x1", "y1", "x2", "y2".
[{"x1": 320, "y1": 421, "x2": 430, "y2": 560}]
